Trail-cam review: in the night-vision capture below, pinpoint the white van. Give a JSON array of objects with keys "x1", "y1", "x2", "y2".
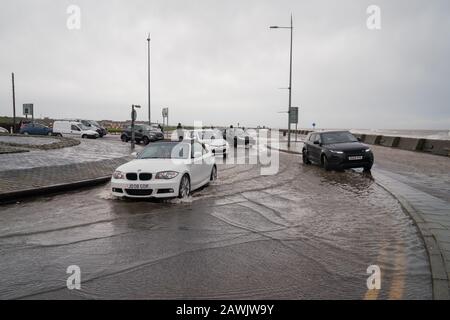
[{"x1": 53, "y1": 121, "x2": 99, "y2": 139}]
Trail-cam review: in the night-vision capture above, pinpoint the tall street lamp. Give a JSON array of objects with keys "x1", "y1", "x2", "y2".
[
  {"x1": 270, "y1": 14, "x2": 294, "y2": 148},
  {"x1": 147, "y1": 33, "x2": 151, "y2": 125}
]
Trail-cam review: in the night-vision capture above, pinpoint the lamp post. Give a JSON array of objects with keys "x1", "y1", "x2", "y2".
[
  {"x1": 11, "y1": 73, "x2": 16, "y2": 133},
  {"x1": 131, "y1": 104, "x2": 141, "y2": 150},
  {"x1": 270, "y1": 14, "x2": 294, "y2": 148},
  {"x1": 147, "y1": 33, "x2": 151, "y2": 126}
]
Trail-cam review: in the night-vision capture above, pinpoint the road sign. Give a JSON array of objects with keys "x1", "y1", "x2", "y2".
[
  {"x1": 162, "y1": 108, "x2": 168, "y2": 117},
  {"x1": 131, "y1": 109, "x2": 137, "y2": 121},
  {"x1": 289, "y1": 107, "x2": 298, "y2": 124},
  {"x1": 23, "y1": 104, "x2": 33, "y2": 116}
]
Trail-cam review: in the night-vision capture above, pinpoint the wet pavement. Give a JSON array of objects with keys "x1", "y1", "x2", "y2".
[
  {"x1": 0, "y1": 136, "x2": 140, "y2": 171},
  {"x1": 0, "y1": 136, "x2": 59, "y2": 146},
  {"x1": 0, "y1": 147, "x2": 432, "y2": 299}
]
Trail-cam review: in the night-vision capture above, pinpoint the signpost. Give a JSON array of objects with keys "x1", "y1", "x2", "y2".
[
  {"x1": 289, "y1": 107, "x2": 299, "y2": 141},
  {"x1": 23, "y1": 103, "x2": 34, "y2": 123},
  {"x1": 162, "y1": 107, "x2": 169, "y2": 127}
]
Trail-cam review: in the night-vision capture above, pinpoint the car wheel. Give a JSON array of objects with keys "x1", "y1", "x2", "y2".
[
  {"x1": 364, "y1": 163, "x2": 373, "y2": 172},
  {"x1": 82, "y1": 134, "x2": 87, "y2": 139},
  {"x1": 121, "y1": 135, "x2": 128, "y2": 142},
  {"x1": 210, "y1": 165, "x2": 218, "y2": 181},
  {"x1": 322, "y1": 155, "x2": 331, "y2": 171},
  {"x1": 178, "y1": 174, "x2": 191, "y2": 198},
  {"x1": 142, "y1": 136, "x2": 150, "y2": 145},
  {"x1": 23, "y1": 132, "x2": 29, "y2": 135},
  {"x1": 302, "y1": 149, "x2": 311, "y2": 165},
  {"x1": 48, "y1": 132, "x2": 52, "y2": 136}
]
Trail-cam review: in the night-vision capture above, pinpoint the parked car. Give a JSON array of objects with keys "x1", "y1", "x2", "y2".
[
  {"x1": 120, "y1": 124, "x2": 164, "y2": 145},
  {"x1": 188, "y1": 129, "x2": 229, "y2": 158},
  {"x1": 224, "y1": 127, "x2": 255, "y2": 148},
  {"x1": 0, "y1": 127, "x2": 9, "y2": 134},
  {"x1": 68, "y1": 119, "x2": 107, "y2": 137},
  {"x1": 20, "y1": 123, "x2": 53, "y2": 136},
  {"x1": 53, "y1": 120, "x2": 99, "y2": 139},
  {"x1": 111, "y1": 141, "x2": 217, "y2": 199},
  {"x1": 302, "y1": 131, "x2": 374, "y2": 171}
]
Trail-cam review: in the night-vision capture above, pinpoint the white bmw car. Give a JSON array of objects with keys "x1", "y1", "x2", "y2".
[{"x1": 111, "y1": 141, "x2": 217, "y2": 199}]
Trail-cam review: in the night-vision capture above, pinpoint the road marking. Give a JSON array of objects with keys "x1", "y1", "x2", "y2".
[
  {"x1": 388, "y1": 242, "x2": 406, "y2": 300},
  {"x1": 363, "y1": 241, "x2": 387, "y2": 300}
]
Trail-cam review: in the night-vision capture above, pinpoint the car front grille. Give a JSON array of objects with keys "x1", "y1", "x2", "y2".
[
  {"x1": 139, "y1": 173, "x2": 152, "y2": 181},
  {"x1": 126, "y1": 173, "x2": 138, "y2": 180},
  {"x1": 126, "y1": 172, "x2": 152, "y2": 181},
  {"x1": 344, "y1": 150, "x2": 366, "y2": 156},
  {"x1": 125, "y1": 189, "x2": 153, "y2": 196}
]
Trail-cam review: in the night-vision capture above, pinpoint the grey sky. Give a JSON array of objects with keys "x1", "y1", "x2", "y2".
[{"x1": 0, "y1": 0, "x2": 449, "y2": 129}]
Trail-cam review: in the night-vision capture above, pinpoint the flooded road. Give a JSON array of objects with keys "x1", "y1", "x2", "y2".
[{"x1": 0, "y1": 149, "x2": 431, "y2": 299}]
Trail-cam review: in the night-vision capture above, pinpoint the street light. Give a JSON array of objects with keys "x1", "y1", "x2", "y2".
[
  {"x1": 270, "y1": 14, "x2": 294, "y2": 148},
  {"x1": 131, "y1": 104, "x2": 141, "y2": 150},
  {"x1": 147, "y1": 33, "x2": 151, "y2": 126}
]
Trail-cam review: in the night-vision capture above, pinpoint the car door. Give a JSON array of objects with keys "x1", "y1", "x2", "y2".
[
  {"x1": 190, "y1": 142, "x2": 205, "y2": 188},
  {"x1": 201, "y1": 143, "x2": 214, "y2": 181},
  {"x1": 70, "y1": 124, "x2": 82, "y2": 137},
  {"x1": 308, "y1": 133, "x2": 322, "y2": 162},
  {"x1": 35, "y1": 124, "x2": 45, "y2": 135}
]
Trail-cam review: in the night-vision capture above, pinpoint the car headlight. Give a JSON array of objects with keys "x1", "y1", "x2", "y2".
[
  {"x1": 330, "y1": 150, "x2": 344, "y2": 154},
  {"x1": 365, "y1": 148, "x2": 371, "y2": 152},
  {"x1": 112, "y1": 171, "x2": 125, "y2": 179},
  {"x1": 155, "y1": 171, "x2": 179, "y2": 179}
]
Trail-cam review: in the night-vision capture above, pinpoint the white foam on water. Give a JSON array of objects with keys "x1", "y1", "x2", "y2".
[{"x1": 168, "y1": 196, "x2": 195, "y2": 204}]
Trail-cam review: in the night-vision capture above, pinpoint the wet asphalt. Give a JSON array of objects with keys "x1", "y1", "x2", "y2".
[{"x1": 0, "y1": 146, "x2": 432, "y2": 299}]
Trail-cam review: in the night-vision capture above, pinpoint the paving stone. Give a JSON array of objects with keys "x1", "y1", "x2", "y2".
[
  {"x1": 433, "y1": 279, "x2": 450, "y2": 300},
  {"x1": 429, "y1": 254, "x2": 449, "y2": 280}
]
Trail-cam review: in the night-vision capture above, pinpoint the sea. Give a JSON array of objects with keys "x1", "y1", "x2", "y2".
[{"x1": 348, "y1": 129, "x2": 450, "y2": 141}]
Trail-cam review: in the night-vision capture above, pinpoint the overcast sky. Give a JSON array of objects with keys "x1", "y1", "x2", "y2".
[{"x1": 0, "y1": 0, "x2": 449, "y2": 129}]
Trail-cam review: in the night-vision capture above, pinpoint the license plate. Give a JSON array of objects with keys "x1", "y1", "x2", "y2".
[
  {"x1": 348, "y1": 156, "x2": 363, "y2": 161},
  {"x1": 127, "y1": 184, "x2": 150, "y2": 189}
]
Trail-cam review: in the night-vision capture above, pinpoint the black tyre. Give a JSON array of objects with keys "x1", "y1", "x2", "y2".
[
  {"x1": 322, "y1": 155, "x2": 331, "y2": 171},
  {"x1": 178, "y1": 174, "x2": 190, "y2": 198},
  {"x1": 121, "y1": 135, "x2": 128, "y2": 142},
  {"x1": 302, "y1": 149, "x2": 311, "y2": 165},
  {"x1": 142, "y1": 136, "x2": 150, "y2": 145},
  {"x1": 364, "y1": 163, "x2": 373, "y2": 172},
  {"x1": 82, "y1": 134, "x2": 87, "y2": 139},
  {"x1": 210, "y1": 165, "x2": 218, "y2": 181}
]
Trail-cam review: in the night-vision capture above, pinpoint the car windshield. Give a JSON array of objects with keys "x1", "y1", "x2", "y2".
[
  {"x1": 321, "y1": 132, "x2": 358, "y2": 144},
  {"x1": 141, "y1": 125, "x2": 158, "y2": 131},
  {"x1": 89, "y1": 121, "x2": 100, "y2": 127},
  {"x1": 137, "y1": 142, "x2": 190, "y2": 159},
  {"x1": 200, "y1": 131, "x2": 217, "y2": 140},
  {"x1": 79, "y1": 124, "x2": 91, "y2": 130}
]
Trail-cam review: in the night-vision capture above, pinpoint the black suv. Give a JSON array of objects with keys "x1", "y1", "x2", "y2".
[
  {"x1": 121, "y1": 124, "x2": 164, "y2": 145},
  {"x1": 303, "y1": 131, "x2": 374, "y2": 171}
]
